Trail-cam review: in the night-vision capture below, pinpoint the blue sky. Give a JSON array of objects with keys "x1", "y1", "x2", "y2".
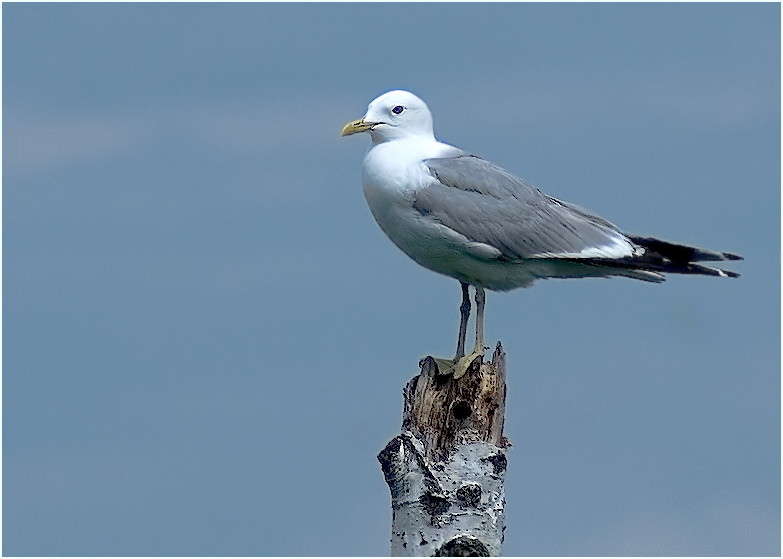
[{"x1": 3, "y1": 3, "x2": 780, "y2": 556}]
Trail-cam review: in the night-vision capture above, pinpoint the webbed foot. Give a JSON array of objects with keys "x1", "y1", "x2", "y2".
[
  {"x1": 453, "y1": 348, "x2": 484, "y2": 379},
  {"x1": 433, "y1": 347, "x2": 485, "y2": 379}
]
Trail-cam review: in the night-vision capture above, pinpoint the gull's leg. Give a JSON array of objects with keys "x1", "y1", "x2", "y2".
[
  {"x1": 453, "y1": 283, "x2": 486, "y2": 379},
  {"x1": 435, "y1": 282, "x2": 473, "y2": 376},
  {"x1": 455, "y1": 281, "x2": 471, "y2": 359},
  {"x1": 474, "y1": 283, "x2": 486, "y2": 353}
]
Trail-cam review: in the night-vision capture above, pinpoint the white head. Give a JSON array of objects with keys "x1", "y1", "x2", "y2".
[{"x1": 341, "y1": 90, "x2": 435, "y2": 143}]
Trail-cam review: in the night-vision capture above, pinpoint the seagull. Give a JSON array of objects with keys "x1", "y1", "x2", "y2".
[{"x1": 342, "y1": 90, "x2": 741, "y2": 378}]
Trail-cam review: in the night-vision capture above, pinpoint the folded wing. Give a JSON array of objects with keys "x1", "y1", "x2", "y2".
[
  {"x1": 417, "y1": 155, "x2": 634, "y2": 261},
  {"x1": 416, "y1": 154, "x2": 741, "y2": 280}
]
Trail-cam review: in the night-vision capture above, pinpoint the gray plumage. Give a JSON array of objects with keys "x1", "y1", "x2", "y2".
[
  {"x1": 415, "y1": 154, "x2": 741, "y2": 283},
  {"x1": 416, "y1": 154, "x2": 630, "y2": 262}
]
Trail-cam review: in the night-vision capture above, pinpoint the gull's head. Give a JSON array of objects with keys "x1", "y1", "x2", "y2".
[{"x1": 341, "y1": 90, "x2": 434, "y2": 143}]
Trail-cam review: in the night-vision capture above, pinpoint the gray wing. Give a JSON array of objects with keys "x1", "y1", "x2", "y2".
[{"x1": 415, "y1": 154, "x2": 630, "y2": 260}]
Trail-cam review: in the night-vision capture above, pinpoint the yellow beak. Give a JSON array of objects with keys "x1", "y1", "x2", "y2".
[{"x1": 341, "y1": 119, "x2": 375, "y2": 136}]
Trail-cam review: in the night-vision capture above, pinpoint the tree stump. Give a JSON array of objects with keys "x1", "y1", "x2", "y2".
[{"x1": 378, "y1": 342, "x2": 510, "y2": 557}]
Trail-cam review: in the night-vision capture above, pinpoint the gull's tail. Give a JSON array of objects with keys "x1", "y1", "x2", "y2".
[
  {"x1": 574, "y1": 236, "x2": 742, "y2": 282},
  {"x1": 629, "y1": 236, "x2": 741, "y2": 278},
  {"x1": 630, "y1": 237, "x2": 742, "y2": 264}
]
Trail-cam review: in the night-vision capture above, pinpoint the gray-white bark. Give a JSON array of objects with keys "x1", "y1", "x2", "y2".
[{"x1": 378, "y1": 343, "x2": 510, "y2": 557}]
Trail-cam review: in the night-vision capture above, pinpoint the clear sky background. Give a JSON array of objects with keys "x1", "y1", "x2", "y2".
[{"x1": 3, "y1": 3, "x2": 780, "y2": 556}]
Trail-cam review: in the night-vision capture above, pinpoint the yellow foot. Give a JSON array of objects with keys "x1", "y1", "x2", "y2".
[
  {"x1": 432, "y1": 357, "x2": 456, "y2": 376},
  {"x1": 433, "y1": 349, "x2": 484, "y2": 379},
  {"x1": 453, "y1": 349, "x2": 484, "y2": 379}
]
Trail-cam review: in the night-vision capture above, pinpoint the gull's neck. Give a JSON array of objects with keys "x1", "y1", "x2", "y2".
[{"x1": 362, "y1": 134, "x2": 463, "y2": 198}]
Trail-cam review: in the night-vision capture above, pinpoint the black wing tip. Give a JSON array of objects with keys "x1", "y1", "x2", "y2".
[
  {"x1": 578, "y1": 254, "x2": 741, "y2": 280},
  {"x1": 657, "y1": 261, "x2": 741, "y2": 279},
  {"x1": 669, "y1": 263, "x2": 741, "y2": 279},
  {"x1": 630, "y1": 236, "x2": 742, "y2": 263}
]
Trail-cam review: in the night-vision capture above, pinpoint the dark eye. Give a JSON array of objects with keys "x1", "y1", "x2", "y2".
[{"x1": 392, "y1": 105, "x2": 404, "y2": 115}]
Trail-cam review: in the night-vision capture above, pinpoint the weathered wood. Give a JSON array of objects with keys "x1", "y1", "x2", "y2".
[
  {"x1": 404, "y1": 343, "x2": 509, "y2": 463},
  {"x1": 378, "y1": 343, "x2": 510, "y2": 557}
]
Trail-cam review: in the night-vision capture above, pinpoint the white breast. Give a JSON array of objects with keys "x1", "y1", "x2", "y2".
[{"x1": 360, "y1": 138, "x2": 518, "y2": 287}]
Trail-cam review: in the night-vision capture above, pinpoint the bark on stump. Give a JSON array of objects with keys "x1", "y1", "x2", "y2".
[{"x1": 378, "y1": 342, "x2": 510, "y2": 557}]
